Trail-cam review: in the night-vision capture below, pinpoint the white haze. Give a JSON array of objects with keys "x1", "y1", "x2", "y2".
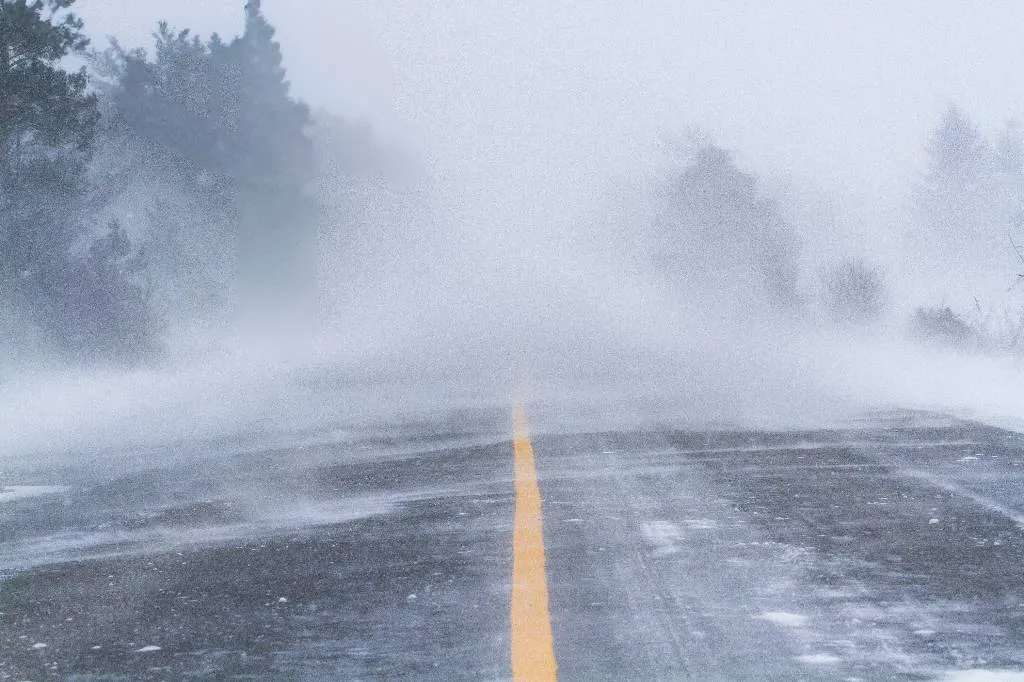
[{"x1": 6, "y1": 1, "x2": 1024, "y2": 462}]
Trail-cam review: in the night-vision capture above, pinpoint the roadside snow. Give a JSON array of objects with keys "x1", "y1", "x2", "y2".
[
  {"x1": 795, "y1": 653, "x2": 841, "y2": 665},
  {"x1": 0, "y1": 486, "x2": 68, "y2": 503},
  {"x1": 940, "y1": 672, "x2": 1024, "y2": 682},
  {"x1": 757, "y1": 611, "x2": 808, "y2": 627}
]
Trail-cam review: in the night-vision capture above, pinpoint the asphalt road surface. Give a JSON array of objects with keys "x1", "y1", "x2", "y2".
[{"x1": 3, "y1": 404, "x2": 1024, "y2": 680}]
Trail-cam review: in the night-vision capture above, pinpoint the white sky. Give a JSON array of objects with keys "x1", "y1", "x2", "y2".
[{"x1": 78, "y1": 1, "x2": 1024, "y2": 202}]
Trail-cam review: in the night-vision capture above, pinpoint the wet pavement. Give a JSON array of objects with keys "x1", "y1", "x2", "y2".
[{"x1": 3, "y1": 406, "x2": 1024, "y2": 680}]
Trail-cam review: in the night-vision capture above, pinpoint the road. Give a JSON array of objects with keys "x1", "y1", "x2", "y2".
[{"x1": 3, "y1": 402, "x2": 1024, "y2": 680}]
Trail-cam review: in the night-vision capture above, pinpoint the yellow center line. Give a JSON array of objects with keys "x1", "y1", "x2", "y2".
[{"x1": 511, "y1": 404, "x2": 558, "y2": 681}]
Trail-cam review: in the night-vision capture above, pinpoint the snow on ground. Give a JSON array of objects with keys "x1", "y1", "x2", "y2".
[
  {"x1": 757, "y1": 611, "x2": 809, "y2": 627},
  {"x1": 940, "y1": 672, "x2": 1024, "y2": 682},
  {"x1": 0, "y1": 485, "x2": 68, "y2": 502},
  {"x1": 794, "y1": 653, "x2": 842, "y2": 665},
  {"x1": 640, "y1": 520, "x2": 683, "y2": 556},
  {"x1": 0, "y1": 495, "x2": 396, "y2": 572}
]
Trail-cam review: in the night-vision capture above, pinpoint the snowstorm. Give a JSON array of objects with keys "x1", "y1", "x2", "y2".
[{"x1": 5, "y1": 1, "x2": 1024, "y2": 680}]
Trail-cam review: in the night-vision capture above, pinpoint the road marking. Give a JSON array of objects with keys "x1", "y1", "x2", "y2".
[{"x1": 511, "y1": 405, "x2": 558, "y2": 681}]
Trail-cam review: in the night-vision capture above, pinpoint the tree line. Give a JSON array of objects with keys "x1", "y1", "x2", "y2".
[
  {"x1": 3, "y1": 1, "x2": 1020, "y2": 367},
  {"x1": 0, "y1": 0, "x2": 374, "y2": 367},
  {"x1": 648, "y1": 106, "x2": 1024, "y2": 351}
]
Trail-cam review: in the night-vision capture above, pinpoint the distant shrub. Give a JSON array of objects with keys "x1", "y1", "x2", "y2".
[
  {"x1": 32, "y1": 220, "x2": 162, "y2": 365},
  {"x1": 823, "y1": 259, "x2": 884, "y2": 324},
  {"x1": 909, "y1": 306, "x2": 984, "y2": 349}
]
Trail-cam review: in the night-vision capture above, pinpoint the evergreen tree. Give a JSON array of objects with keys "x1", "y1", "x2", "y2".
[
  {"x1": 994, "y1": 119, "x2": 1024, "y2": 178},
  {"x1": 0, "y1": 0, "x2": 97, "y2": 283},
  {"x1": 914, "y1": 107, "x2": 1024, "y2": 272},
  {"x1": 915, "y1": 105, "x2": 1000, "y2": 242},
  {"x1": 922, "y1": 106, "x2": 991, "y2": 196},
  {"x1": 0, "y1": 0, "x2": 156, "y2": 363},
  {"x1": 102, "y1": 2, "x2": 316, "y2": 307},
  {"x1": 226, "y1": 0, "x2": 314, "y2": 296},
  {"x1": 230, "y1": 0, "x2": 312, "y2": 186},
  {"x1": 994, "y1": 120, "x2": 1024, "y2": 227},
  {"x1": 42, "y1": 219, "x2": 157, "y2": 361},
  {"x1": 0, "y1": 0, "x2": 97, "y2": 160},
  {"x1": 656, "y1": 144, "x2": 800, "y2": 306}
]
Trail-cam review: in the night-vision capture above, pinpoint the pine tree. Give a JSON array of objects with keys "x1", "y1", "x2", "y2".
[
  {"x1": 924, "y1": 106, "x2": 990, "y2": 190},
  {"x1": 916, "y1": 106, "x2": 996, "y2": 238},
  {"x1": 0, "y1": 0, "x2": 98, "y2": 282},
  {"x1": 994, "y1": 120, "x2": 1024, "y2": 178},
  {"x1": 232, "y1": 0, "x2": 312, "y2": 186},
  {"x1": 913, "y1": 106, "x2": 1024, "y2": 320},
  {"x1": 103, "y1": 2, "x2": 316, "y2": 306},
  {"x1": 0, "y1": 1, "x2": 157, "y2": 363},
  {"x1": 0, "y1": 0, "x2": 98, "y2": 162},
  {"x1": 227, "y1": 0, "x2": 314, "y2": 296},
  {"x1": 657, "y1": 144, "x2": 800, "y2": 306}
]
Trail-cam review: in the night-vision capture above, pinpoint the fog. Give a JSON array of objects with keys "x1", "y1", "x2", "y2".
[{"x1": 5, "y1": 0, "x2": 1024, "y2": 462}]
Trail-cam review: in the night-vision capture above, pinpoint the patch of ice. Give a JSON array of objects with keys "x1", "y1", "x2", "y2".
[
  {"x1": 757, "y1": 611, "x2": 808, "y2": 627},
  {"x1": 940, "y1": 672, "x2": 1024, "y2": 682},
  {"x1": 0, "y1": 486, "x2": 69, "y2": 503},
  {"x1": 0, "y1": 495, "x2": 395, "y2": 572},
  {"x1": 641, "y1": 521, "x2": 682, "y2": 556},
  {"x1": 796, "y1": 653, "x2": 841, "y2": 665}
]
